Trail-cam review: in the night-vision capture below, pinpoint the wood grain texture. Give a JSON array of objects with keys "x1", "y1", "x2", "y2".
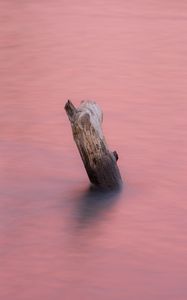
[{"x1": 65, "y1": 100, "x2": 122, "y2": 189}]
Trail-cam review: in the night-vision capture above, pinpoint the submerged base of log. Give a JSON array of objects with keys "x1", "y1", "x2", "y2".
[{"x1": 65, "y1": 100, "x2": 122, "y2": 190}]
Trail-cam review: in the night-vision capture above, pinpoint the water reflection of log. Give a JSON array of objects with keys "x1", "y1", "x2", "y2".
[{"x1": 73, "y1": 186, "x2": 121, "y2": 225}]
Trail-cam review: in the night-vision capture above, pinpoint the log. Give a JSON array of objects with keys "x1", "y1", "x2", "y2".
[{"x1": 65, "y1": 100, "x2": 122, "y2": 189}]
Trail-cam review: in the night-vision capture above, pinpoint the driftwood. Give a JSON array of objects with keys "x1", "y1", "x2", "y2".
[{"x1": 65, "y1": 100, "x2": 122, "y2": 189}]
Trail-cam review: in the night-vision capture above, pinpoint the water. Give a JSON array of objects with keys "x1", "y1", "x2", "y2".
[{"x1": 0, "y1": 1, "x2": 187, "y2": 299}]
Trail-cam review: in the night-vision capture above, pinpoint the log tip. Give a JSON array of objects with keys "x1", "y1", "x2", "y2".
[{"x1": 64, "y1": 100, "x2": 77, "y2": 122}]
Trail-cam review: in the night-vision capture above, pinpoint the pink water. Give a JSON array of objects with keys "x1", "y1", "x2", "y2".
[{"x1": 1, "y1": 1, "x2": 187, "y2": 299}]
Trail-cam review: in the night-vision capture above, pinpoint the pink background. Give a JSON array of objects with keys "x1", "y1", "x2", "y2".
[{"x1": 0, "y1": 1, "x2": 187, "y2": 299}]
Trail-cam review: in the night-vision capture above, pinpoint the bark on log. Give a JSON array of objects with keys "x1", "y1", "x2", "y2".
[{"x1": 65, "y1": 100, "x2": 122, "y2": 189}]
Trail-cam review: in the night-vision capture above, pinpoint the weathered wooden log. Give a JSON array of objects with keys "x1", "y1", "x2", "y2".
[{"x1": 65, "y1": 100, "x2": 122, "y2": 189}]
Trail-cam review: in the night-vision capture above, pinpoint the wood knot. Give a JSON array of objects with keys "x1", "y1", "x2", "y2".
[{"x1": 113, "y1": 151, "x2": 119, "y2": 161}]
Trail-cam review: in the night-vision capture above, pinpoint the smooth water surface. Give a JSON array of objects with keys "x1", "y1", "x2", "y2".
[{"x1": 0, "y1": 1, "x2": 187, "y2": 299}]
